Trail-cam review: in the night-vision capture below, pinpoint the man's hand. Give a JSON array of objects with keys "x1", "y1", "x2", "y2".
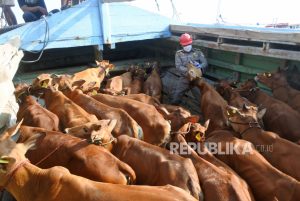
[
  {"x1": 38, "y1": 6, "x2": 48, "y2": 15},
  {"x1": 192, "y1": 61, "x2": 201, "y2": 68}
]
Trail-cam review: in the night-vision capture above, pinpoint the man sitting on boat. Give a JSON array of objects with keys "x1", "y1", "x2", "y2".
[
  {"x1": 17, "y1": 0, "x2": 48, "y2": 22},
  {"x1": 170, "y1": 33, "x2": 208, "y2": 105}
]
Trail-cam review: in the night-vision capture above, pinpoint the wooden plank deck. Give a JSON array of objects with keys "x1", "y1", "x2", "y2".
[
  {"x1": 170, "y1": 24, "x2": 300, "y2": 62},
  {"x1": 13, "y1": 57, "x2": 174, "y2": 84}
]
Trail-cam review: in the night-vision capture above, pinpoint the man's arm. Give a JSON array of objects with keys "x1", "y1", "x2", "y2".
[
  {"x1": 17, "y1": 0, "x2": 48, "y2": 15},
  {"x1": 175, "y1": 51, "x2": 188, "y2": 75},
  {"x1": 196, "y1": 51, "x2": 208, "y2": 73}
]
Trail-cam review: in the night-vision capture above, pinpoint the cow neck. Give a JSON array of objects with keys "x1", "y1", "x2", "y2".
[
  {"x1": 8, "y1": 162, "x2": 53, "y2": 201},
  {"x1": 104, "y1": 139, "x2": 115, "y2": 152},
  {"x1": 195, "y1": 78, "x2": 210, "y2": 93},
  {"x1": 2, "y1": 159, "x2": 40, "y2": 201},
  {"x1": 228, "y1": 118, "x2": 261, "y2": 136},
  {"x1": 242, "y1": 89, "x2": 259, "y2": 103},
  {"x1": 43, "y1": 88, "x2": 58, "y2": 106},
  {"x1": 240, "y1": 126, "x2": 262, "y2": 138}
]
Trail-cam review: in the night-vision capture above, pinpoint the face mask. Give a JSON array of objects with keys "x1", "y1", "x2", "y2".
[{"x1": 183, "y1": 45, "x2": 192, "y2": 52}]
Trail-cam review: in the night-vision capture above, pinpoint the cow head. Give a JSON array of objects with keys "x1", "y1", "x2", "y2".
[
  {"x1": 239, "y1": 79, "x2": 257, "y2": 90},
  {"x1": 160, "y1": 107, "x2": 199, "y2": 132},
  {"x1": 226, "y1": 104, "x2": 266, "y2": 135},
  {"x1": 51, "y1": 74, "x2": 73, "y2": 91},
  {"x1": 186, "y1": 63, "x2": 202, "y2": 82},
  {"x1": 96, "y1": 60, "x2": 115, "y2": 77},
  {"x1": 14, "y1": 83, "x2": 30, "y2": 103},
  {"x1": 255, "y1": 68, "x2": 289, "y2": 89},
  {"x1": 32, "y1": 74, "x2": 53, "y2": 89},
  {"x1": 65, "y1": 119, "x2": 117, "y2": 146},
  {"x1": 236, "y1": 79, "x2": 258, "y2": 98},
  {"x1": 215, "y1": 80, "x2": 236, "y2": 101},
  {"x1": 71, "y1": 79, "x2": 98, "y2": 95},
  {"x1": 184, "y1": 120, "x2": 210, "y2": 143},
  {"x1": 0, "y1": 120, "x2": 41, "y2": 185},
  {"x1": 133, "y1": 67, "x2": 147, "y2": 80}
]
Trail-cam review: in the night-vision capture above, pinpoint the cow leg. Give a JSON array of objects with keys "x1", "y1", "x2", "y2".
[{"x1": 169, "y1": 76, "x2": 190, "y2": 105}]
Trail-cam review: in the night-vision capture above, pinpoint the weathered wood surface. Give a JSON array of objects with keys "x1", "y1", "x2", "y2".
[
  {"x1": 168, "y1": 35, "x2": 300, "y2": 62},
  {"x1": 14, "y1": 57, "x2": 174, "y2": 83},
  {"x1": 170, "y1": 24, "x2": 300, "y2": 44}
]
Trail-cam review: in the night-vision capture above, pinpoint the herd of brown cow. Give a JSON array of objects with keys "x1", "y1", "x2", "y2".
[{"x1": 0, "y1": 60, "x2": 299, "y2": 201}]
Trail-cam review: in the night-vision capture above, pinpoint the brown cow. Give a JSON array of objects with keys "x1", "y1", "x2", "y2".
[
  {"x1": 143, "y1": 64, "x2": 162, "y2": 101},
  {"x1": 206, "y1": 130, "x2": 300, "y2": 201},
  {"x1": 30, "y1": 85, "x2": 113, "y2": 142},
  {"x1": 31, "y1": 73, "x2": 72, "y2": 91},
  {"x1": 0, "y1": 125, "x2": 198, "y2": 201},
  {"x1": 18, "y1": 126, "x2": 135, "y2": 185},
  {"x1": 120, "y1": 70, "x2": 133, "y2": 89},
  {"x1": 71, "y1": 60, "x2": 114, "y2": 93},
  {"x1": 108, "y1": 135, "x2": 202, "y2": 200},
  {"x1": 38, "y1": 86, "x2": 98, "y2": 129},
  {"x1": 92, "y1": 93, "x2": 171, "y2": 146},
  {"x1": 128, "y1": 67, "x2": 146, "y2": 94},
  {"x1": 63, "y1": 89, "x2": 143, "y2": 139},
  {"x1": 216, "y1": 80, "x2": 256, "y2": 108},
  {"x1": 226, "y1": 104, "x2": 300, "y2": 181},
  {"x1": 171, "y1": 132, "x2": 254, "y2": 201},
  {"x1": 64, "y1": 119, "x2": 117, "y2": 145},
  {"x1": 14, "y1": 84, "x2": 59, "y2": 131},
  {"x1": 118, "y1": 93, "x2": 196, "y2": 132},
  {"x1": 193, "y1": 77, "x2": 230, "y2": 134},
  {"x1": 255, "y1": 69, "x2": 300, "y2": 114},
  {"x1": 238, "y1": 79, "x2": 300, "y2": 142},
  {"x1": 157, "y1": 106, "x2": 199, "y2": 132},
  {"x1": 103, "y1": 71, "x2": 133, "y2": 95},
  {"x1": 103, "y1": 75, "x2": 124, "y2": 95},
  {"x1": 120, "y1": 93, "x2": 191, "y2": 116},
  {"x1": 122, "y1": 93, "x2": 160, "y2": 105}
]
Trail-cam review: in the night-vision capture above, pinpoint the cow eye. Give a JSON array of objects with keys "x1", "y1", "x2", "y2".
[{"x1": 83, "y1": 127, "x2": 88, "y2": 133}]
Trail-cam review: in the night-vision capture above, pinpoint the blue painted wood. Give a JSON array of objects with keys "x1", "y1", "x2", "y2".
[
  {"x1": 0, "y1": 0, "x2": 103, "y2": 51},
  {"x1": 0, "y1": 0, "x2": 175, "y2": 51}
]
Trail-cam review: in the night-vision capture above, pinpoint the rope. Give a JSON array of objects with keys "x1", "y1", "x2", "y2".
[
  {"x1": 154, "y1": 0, "x2": 160, "y2": 11},
  {"x1": 227, "y1": 118, "x2": 261, "y2": 135},
  {"x1": 20, "y1": 16, "x2": 50, "y2": 63},
  {"x1": 170, "y1": 0, "x2": 180, "y2": 22},
  {"x1": 34, "y1": 143, "x2": 63, "y2": 166}
]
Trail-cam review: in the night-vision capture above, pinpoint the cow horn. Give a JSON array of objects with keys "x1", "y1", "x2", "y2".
[{"x1": 243, "y1": 103, "x2": 251, "y2": 110}]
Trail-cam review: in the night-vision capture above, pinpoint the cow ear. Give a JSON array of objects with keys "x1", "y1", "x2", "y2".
[
  {"x1": 0, "y1": 156, "x2": 16, "y2": 173},
  {"x1": 242, "y1": 103, "x2": 251, "y2": 111},
  {"x1": 72, "y1": 80, "x2": 86, "y2": 90},
  {"x1": 23, "y1": 133, "x2": 43, "y2": 151},
  {"x1": 257, "y1": 108, "x2": 266, "y2": 119},
  {"x1": 1, "y1": 119, "x2": 23, "y2": 141},
  {"x1": 185, "y1": 115, "x2": 199, "y2": 124},
  {"x1": 155, "y1": 105, "x2": 170, "y2": 117},
  {"x1": 40, "y1": 79, "x2": 51, "y2": 88},
  {"x1": 108, "y1": 119, "x2": 117, "y2": 132},
  {"x1": 87, "y1": 81, "x2": 97, "y2": 88},
  {"x1": 203, "y1": 119, "x2": 210, "y2": 131}
]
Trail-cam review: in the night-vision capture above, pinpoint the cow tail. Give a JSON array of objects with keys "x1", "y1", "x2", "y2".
[{"x1": 119, "y1": 162, "x2": 136, "y2": 185}]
